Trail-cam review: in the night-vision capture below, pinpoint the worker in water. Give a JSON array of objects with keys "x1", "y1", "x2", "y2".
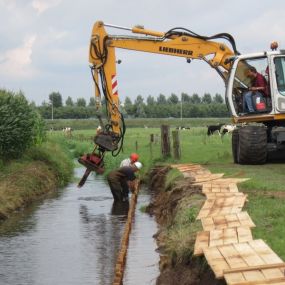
[
  {"x1": 107, "y1": 161, "x2": 143, "y2": 202},
  {"x1": 120, "y1": 153, "x2": 139, "y2": 167}
]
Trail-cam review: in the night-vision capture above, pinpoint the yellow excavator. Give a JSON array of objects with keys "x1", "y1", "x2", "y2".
[{"x1": 78, "y1": 21, "x2": 285, "y2": 186}]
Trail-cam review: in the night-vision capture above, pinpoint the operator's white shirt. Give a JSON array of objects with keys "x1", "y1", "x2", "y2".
[{"x1": 120, "y1": 158, "x2": 132, "y2": 167}]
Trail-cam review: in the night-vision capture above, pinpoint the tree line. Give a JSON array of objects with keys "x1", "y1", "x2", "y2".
[{"x1": 37, "y1": 91, "x2": 229, "y2": 119}]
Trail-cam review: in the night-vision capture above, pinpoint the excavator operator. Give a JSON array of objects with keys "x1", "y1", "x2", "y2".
[{"x1": 243, "y1": 66, "x2": 269, "y2": 113}]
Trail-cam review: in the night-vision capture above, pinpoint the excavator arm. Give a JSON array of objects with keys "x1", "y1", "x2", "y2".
[{"x1": 78, "y1": 21, "x2": 238, "y2": 186}]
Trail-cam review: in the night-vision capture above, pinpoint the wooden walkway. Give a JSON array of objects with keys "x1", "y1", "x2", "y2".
[{"x1": 172, "y1": 164, "x2": 285, "y2": 285}]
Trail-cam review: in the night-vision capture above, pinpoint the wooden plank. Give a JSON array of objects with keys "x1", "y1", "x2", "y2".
[
  {"x1": 205, "y1": 193, "x2": 245, "y2": 199},
  {"x1": 209, "y1": 230, "x2": 224, "y2": 247},
  {"x1": 201, "y1": 217, "x2": 215, "y2": 231},
  {"x1": 223, "y1": 263, "x2": 285, "y2": 274},
  {"x1": 237, "y1": 227, "x2": 253, "y2": 243},
  {"x1": 211, "y1": 178, "x2": 250, "y2": 184},
  {"x1": 193, "y1": 173, "x2": 225, "y2": 184},
  {"x1": 212, "y1": 215, "x2": 228, "y2": 229},
  {"x1": 237, "y1": 212, "x2": 256, "y2": 228},
  {"x1": 249, "y1": 240, "x2": 283, "y2": 264},
  {"x1": 225, "y1": 272, "x2": 246, "y2": 284},
  {"x1": 242, "y1": 270, "x2": 265, "y2": 282},
  {"x1": 227, "y1": 213, "x2": 244, "y2": 228},
  {"x1": 223, "y1": 228, "x2": 238, "y2": 245},
  {"x1": 233, "y1": 242, "x2": 265, "y2": 266},
  {"x1": 226, "y1": 277, "x2": 285, "y2": 285},
  {"x1": 249, "y1": 240, "x2": 284, "y2": 280},
  {"x1": 204, "y1": 246, "x2": 230, "y2": 278},
  {"x1": 219, "y1": 244, "x2": 248, "y2": 270},
  {"x1": 194, "y1": 231, "x2": 209, "y2": 256},
  {"x1": 198, "y1": 195, "x2": 246, "y2": 219},
  {"x1": 229, "y1": 183, "x2": 239, "y2": 192}
]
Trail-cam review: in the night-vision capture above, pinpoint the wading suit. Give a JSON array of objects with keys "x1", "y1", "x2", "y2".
[{"x1": 107, "y1": 166, "x2": 136, "y2": 202}]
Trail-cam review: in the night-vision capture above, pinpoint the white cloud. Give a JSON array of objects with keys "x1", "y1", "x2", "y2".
[
  {"x1": 0, "y1": 35, "x2": 37, "y2": 78},
  {"x1": 47, "y1": 46, "x2": 86, "y2": 66},
  {"x1": 32, "y1": 0, "x2": 62, "y2": 14}
]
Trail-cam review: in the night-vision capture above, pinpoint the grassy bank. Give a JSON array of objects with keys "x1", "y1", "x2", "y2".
[{"x1": 0, "y1": 139, "x2": 73, "y2": 219}]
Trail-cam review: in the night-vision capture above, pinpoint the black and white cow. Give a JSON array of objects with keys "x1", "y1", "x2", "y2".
[
  {"x1": 220, "y1": 124, "x2": 237, "y2": 136},
  {"x1": 176, "y1": 126, "x2": 191, "y2": 130},
  {"x1": 207, "y1": 124, "x2": 225, "y2": 136}
]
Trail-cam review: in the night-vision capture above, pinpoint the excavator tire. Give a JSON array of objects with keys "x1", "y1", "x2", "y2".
[
  {"x1": 232, "y1": 128, "x2": 239, "y2": 163},
  {"x1": 237, "y1": 125, "x2": 267, "y2": 164}
]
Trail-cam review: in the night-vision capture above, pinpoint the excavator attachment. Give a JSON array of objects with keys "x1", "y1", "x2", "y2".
[
  {"x1": 77, "y1": 130, "x2": 120, "y2": 187},
  {"x1": 94, "y1": 132, "x2": 119, "y2": 152},
  {"x1": 77, "y1": 152, "x2": 104, "y2": 188}
]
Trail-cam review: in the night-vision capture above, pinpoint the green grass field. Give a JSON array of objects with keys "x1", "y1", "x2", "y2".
[{"x1": 52, "y1": 126, "x2": 285, "y2": 259}]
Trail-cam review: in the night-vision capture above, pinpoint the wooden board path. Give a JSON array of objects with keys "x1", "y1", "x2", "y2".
[{"x1": 172, "y1": 163, "x2": 285, "y2": 285}]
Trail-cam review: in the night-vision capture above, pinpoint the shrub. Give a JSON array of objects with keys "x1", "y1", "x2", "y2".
[{"x1": 0, "y1": 89, "x2": 46, "y2": 160}]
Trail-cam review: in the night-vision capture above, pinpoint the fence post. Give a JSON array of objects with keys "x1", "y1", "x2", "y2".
[
  {"x1": 161, "y1": 125, "x2": 171, "y2": 158},
  {"x1": 150, "y1": 134, "x2": 154, "y2": 158},
  {"x1": 135, "y1": 140, "x2": 138, "y2": 152},
  {"x1": 172, "y1": 130, "x2": 181, "y2": 160}
]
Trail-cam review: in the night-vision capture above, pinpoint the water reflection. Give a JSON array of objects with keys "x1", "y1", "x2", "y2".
[
  {"x1": 0, "y1": 167, "x2": 158, "y2": 285},
  {"x1": 111, "y1": 201, "x2": 129, "y2": 217}
]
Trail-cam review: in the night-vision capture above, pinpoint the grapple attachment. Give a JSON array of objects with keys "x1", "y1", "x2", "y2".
[{"x1": 77, "y1": 152, "x2": 104, "y2": 188}]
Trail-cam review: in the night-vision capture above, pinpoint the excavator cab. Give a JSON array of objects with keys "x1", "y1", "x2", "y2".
[
  {"x1": 229, "y1": 55, "x2": 271, "y2": 116},
  {"x1": 227, "y1": 50, "x2": 285, "y2": 121},
  {"x1": 227, "y1": 50, "x2": 285, "y2": 164}
]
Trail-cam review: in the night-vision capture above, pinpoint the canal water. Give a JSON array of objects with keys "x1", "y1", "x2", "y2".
[{"x1": 0, "y1": 166, "x2": 159, "y2": 285}]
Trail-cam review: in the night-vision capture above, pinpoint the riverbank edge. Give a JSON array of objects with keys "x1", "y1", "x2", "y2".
[
  {"x1": 147, "y1": 165, "x2": 225, "y2": 285},
  {"x1": 0, "y1": 140, "x2": 74, "y2": 220}
]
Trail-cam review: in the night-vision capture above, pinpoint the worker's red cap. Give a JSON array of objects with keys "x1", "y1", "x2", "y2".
[{"x1": 130, "y1": 153, "x2": 139, "y2": 162}]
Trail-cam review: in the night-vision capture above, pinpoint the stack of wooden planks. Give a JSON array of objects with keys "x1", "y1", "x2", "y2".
[{"x1": 172, "y1": 164, "x2": 285, "y2": 285}]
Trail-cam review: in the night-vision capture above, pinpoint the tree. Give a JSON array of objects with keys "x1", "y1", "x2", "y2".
[
  {"x1": 66, "y1": 96, "x2": 74, "y2": 106},
  {"x1": 202, "y1": 93, "x2": 212, "y2": 104},
  {"x1": 181, "y1": 92, "x2": 191, "y2": 103},
  {"x1": 167, "y1": 93, "x2": 179, "y2": 104},
  {"x1": 146, "y1": 95, "x2": 155, "y2": 106},
  {"x1": 124, "y1": 96, "x2": 134, "y2": 116},
  {"x1": 213, "y1": 93, "x2": 224, "y2": 104},
  {"x1": 76, "y1": 98, "x2": 86, "y2": 107},
  {"x1": 157, "y1": 93, "x2": 167, "y2": 104},
  {"x1": 134, "y1": 95, "x2": 146, "y2": 117},
  {"x1": 49, "y1": 92, "x2": 63, "y2": 108},
  {"x1": 89, "y1": 97, "x2": 96, "y2": 106},
  {"x1": 0, "y1": 89, "x2": 45, "y2": 160},
  {"x1": 191, "y1": 93, "x2": 201, "y2": 104}
]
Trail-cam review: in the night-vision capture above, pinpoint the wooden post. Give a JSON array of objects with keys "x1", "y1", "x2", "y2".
[
  {"x1": 172, "y1": 130, "x2": 181, "y2": 159},
  {"x1": 150, "y1": 134, "x2": 154, "y2": 158},
  {"x1": 161, "y1": 125, "x2": 171, "y2": 157},
  {"x1": 135, "y1": 140, "x2": 138, "y2": 152}
]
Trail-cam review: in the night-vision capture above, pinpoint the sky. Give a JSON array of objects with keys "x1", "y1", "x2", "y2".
[{"x1": 1, "y1": 0, "x2": 285, "y2": 105}]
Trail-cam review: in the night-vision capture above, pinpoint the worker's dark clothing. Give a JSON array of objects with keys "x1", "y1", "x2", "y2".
[
  {"x1": 244, "y1": 73, "x2": 269, "y2": 112},
  {"x1": 107, "y1": 166, "x2": 136, "y2": 202}
]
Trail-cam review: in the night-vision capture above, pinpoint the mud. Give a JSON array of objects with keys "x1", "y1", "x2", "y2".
[{"x1": 147, "y1": 166, "x2": 226, "y2": 285}]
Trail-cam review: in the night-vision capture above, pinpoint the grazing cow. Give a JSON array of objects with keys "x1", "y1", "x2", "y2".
[
  {"x1": 207, "y1": 124, "x2": 224, "y2": 136},
  {"x1": 220, "y1": 124, "x2": 237, "y2": 136},
  {"x1": 63, "y1": 127, "x2": 72, "y2": 137},
  {"x1": 176, "y1": 126, "x2": 191, "y2": 130}
]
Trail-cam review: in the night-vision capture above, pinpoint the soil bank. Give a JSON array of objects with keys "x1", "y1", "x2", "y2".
[{"x1": 147, "y1": 166, "x2": 225, "y2": 285}]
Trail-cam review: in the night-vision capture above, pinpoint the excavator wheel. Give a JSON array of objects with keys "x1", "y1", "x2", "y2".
[
  {"x1": 237, "y1": 125, "x2": 267, "y2": 165},
  {"x1": 232, "y1": 128, "x2": 239, "y2": 163}
]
